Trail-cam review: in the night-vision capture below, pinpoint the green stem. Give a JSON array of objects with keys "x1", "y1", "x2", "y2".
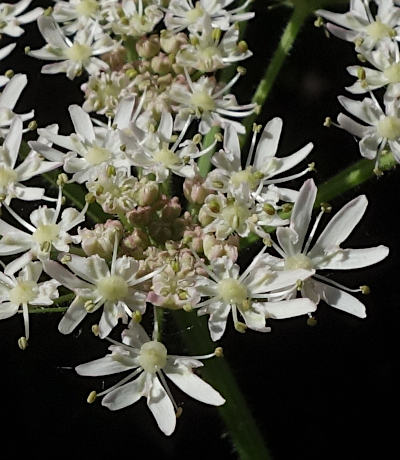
[
  {"x1": 241, "y1": 3, "x2": 310, "y2": 142},
  {"x1": 174, "y1": 311, "x2": 272, "y2": 460},
  {"x1": 316, "y1": 153, "x2": 396, "y2": 205},
  {"x1": 198, "y1": 126, "x2": 220, "y2": 178},
  {"x1": 27, "y1": 306, "x2": 68, "y2": 314}
]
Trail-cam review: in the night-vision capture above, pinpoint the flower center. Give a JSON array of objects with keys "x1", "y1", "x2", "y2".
[
  {"x1": 0, "y1": 164, "x2": 17, "y2": 188},
  {"x1": 384, "y1": 62, "x2": 400, "y2": 83},
  {"x1": 230, "y1": 168, "x2": 259, "y2": 189},
  {"x1": 377, "y1": 116, "x2": 400, "y2": 140},
  {"x1": 86, "y1": 145, "x2": 112, "y2": 165},
  {"x1": 76, "y1": 0, "x2": 99, "y2": 16},
  {"x1": 365, "y1": 21, "x2": 395, "y2": 40},
  {"x1": 32, "y1": 224, "x2": 60, "y2": 245},
  {"x1": 96, "y1": 275, "x2": 129, "y2": 301},
  {"x1": 65, "y1": 43, "x2": 92, "y2": 62},
  {"x1": 153, "y1": 147, "x2": 179, "y2": 167},
  {"x1": 138, "y1": 341, "x2": 167, "y2": 373},
  {"x1": 191, "y1": 90, "x2": 215, "y2": 113},
  {"x1": 185, "y1": 3, "x2": 204, "y2": 23},
  {"x1": 284, "y1": 253, "x2": 314, "y2": 270},
  {"x1": 217, "y1": 278, "x2": 248, "y2": 304},
  {"x1": 221, "y1": 203, "x2": 250, "y2": 231},
  {"x1": 9, "y1": 280, "x2": 37, "y2": 305}
]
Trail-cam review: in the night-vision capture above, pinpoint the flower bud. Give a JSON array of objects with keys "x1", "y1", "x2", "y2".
[
  {"x1": 127, "y1": 206, "x2": 153, "y2": 227},
  {"x1": 203, "y1": 234, "x2": 238, "y2": 262},
  {"x1": 121, "y1": 228, "x2": 150, "y2": 258},
  {"x1": 151, "y1": 53, "x2": 172, "y2": 75},
  {"x1": 160, "y1": 30, "x2": 188, "y2": 54},
  {"x1": 136, "y1": 179, "x2": 159, "y2": 206},
  {"x1": 136, "y1": 34, "x2": 160, "y2": 59},
  {"x1": 183, "y1": 175, "x2": 212, "y2": 205},
  {"x1": 161, "y1": 196, "x2": 182, "y2": 221},
  {"x1": 79, "y1": 220, "x2": 123, "y2": 258}
]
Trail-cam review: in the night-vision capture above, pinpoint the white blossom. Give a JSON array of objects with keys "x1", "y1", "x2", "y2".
[
  {"x1": 0, "y1": 74, "x2": 34, "y2": 137},
  {"x1": 193, "y1": 251, "x2": 315, "y2": 341},
  {"x1": 0, "y1": 117, "x2": 61, "y2": 207},
  {"x1": 0, "y1": 261, "x2": 59, "y2": 346},
  {"x1": 29, "y1": 16, "x2": 116, "y2": 79},
  {"x1": 271, "y1": 179, "x2": 389, "y2": 318},
  {"x1": 317, "y1": 0, "x2": 400, "y2": 49},
  {"x1": 0, "y1": 0, "x2": 43, "y2": 37},
  {"x1": 76, "y1": 321, "x2": 225, "y2": 435},
  {"x1": 111, "y1": 0, "x2": 163, "y2": 37}
]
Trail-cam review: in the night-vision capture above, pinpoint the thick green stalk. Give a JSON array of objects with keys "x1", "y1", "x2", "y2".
[
  {"x1": 174, "y1": 311, "x2": 272, "y2": 460},
  {"x1": 316, "y1": 153, "x2": 396, "y2": 205},
  {"x1": 241, "y1": 3, "x2": 309, "y2": 142}
]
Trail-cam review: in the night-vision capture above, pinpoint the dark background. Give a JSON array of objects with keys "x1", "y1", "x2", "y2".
[{"x1": 0, "y1": 1, "x2": 399, "y2": 459}]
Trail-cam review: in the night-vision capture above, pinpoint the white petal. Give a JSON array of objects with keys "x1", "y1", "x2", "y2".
[
  {"x1": 0, "y1": 74, "x2": 27, "y2": 110},
  {"x1": 147, "y1": 376, "x2": 176, "y2": 436},
  {"x1": 76, "y1": 355, "x2": 136, "y2": 377},
  {"x1": 157, "y1": 111, "x2": 173, "y2": 141},
  {"x1": 102, "y1": 372, "x2": 146, "y2": 410},
  {"x1": 68, "y1": 105, "x2": 95, "y2": 143},
  {"x1": 290, "y1": 178, "x2": 317, "y2": 252},
  {"x1": 3, "y1": 117, "x2": 22, "y2": 168},
  {"x1": 58, "y1": 295, "x2": 88, "y2": 334},
  {"x1": 313, "y1": 280, "x2": 366, "y2": 318},
  {"x1": 43, "y1": 260, "x2": 91, "y2": 290},
  {"x1": 122, "y1": 321, "x2": 151, "y2": 348},
  {"x1": 258, "y1": 297, "x2": 316, "y2": 319},
  {"x1": 165, "y1": 365, "x2": 225, "y2": 405},
  {"x1": 37, "y1": 15, "x2": 67, "y2": 49},
  {"x1": 254, "y1": 117, "x2": 283, "y2": 168},
  {"x1": 64, "y1": 254, "x2": 109, "y2": 284},
  {"x1": 0, "y1": 302, "x2": 19, "y2": 320},
  {"x1": 308, "y1": 195, "x2": 367, "y2": 258},
  {"x1": 318, "y1": 246, "x2": 389, "y2": 270}
]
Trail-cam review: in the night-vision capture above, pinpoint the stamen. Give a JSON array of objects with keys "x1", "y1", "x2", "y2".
[
  {"x1": 184, "y1": 67, "x2": 195, "y2": 92},
  {"x1": 157, "y1": 370, "x2": 179, "y2": 411},
  {"x1": 262, "y1": 166, "x2": 311, "y2": 185},
  {"x1": 4, "y1": 204, "x2": 36, "y2": 233},
  {"x1": 97, "y1": 368, "x2": 143, "y2": 397},
  {"x1": 110, "y1": 233, "x2": 119, "y2": 276},
  {"x1": 52, "y1": 186, "x2": 63, "y2": 224},
  {"x1": 152, "y1": 305, "x2": 159, "y2": 341},
  {"x1": 213, "y1": 71, "x2": 241, "y2": 99},
  {"x1": 22, "y1": 302, "x2": 29, "y2": 340},
  {"x1": 190, "y1": 249, "x2": 220, "y2": 283},
  {"x1": 171, "y1": 115, "x2": 192, "y2": 152},
  {"x1": 239, "y1": 245, "x2": 267, "y2": 282},
  {"x1": 245, "y1": 127, "x2": 259, "y2": 167},
  {"x1": 303, "y1": 211, "x2": 324, "y2": 255},
  {"x1": 314, "y1": 274, "x2": 362, "y2": 293},
  {"x1": 215, "y1": 107, "x2": 255, "y2": 118}
]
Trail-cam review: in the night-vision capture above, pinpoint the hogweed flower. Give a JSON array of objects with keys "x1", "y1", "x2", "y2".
[
  {"x1": 0, "y1": 0, "x2": 43, "y2": 37},
  {"x1": 272, "y1": 179, "x2": 389, "y2": 318},
  {"x1": 76, "y1": 320, "x2": 225, "y2": 435}
]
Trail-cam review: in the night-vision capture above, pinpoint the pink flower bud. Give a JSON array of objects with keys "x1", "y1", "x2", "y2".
[{"x1": 136, "y1": 34, "x2": 160, "y2": 59}]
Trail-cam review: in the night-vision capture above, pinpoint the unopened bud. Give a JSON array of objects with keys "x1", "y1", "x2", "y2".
[{"x1": 136, "y1": 34, "x2": 160, "y2": 59}]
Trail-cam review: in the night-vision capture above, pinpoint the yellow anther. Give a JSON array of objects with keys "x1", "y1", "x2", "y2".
[
  {"x1": 91, "y1": 324, "x2": 100, "y2": 336},
  {"x1": 307, "y1": 316, "x2": 318, "y2": 327},
  {"x1": 214, "y1": 347, "x2": 224, "y2": 357},
  {"x1": 133, "y1": 311, "x2": 142, "y2": 323},
  {"x1": 175, "y1": 407, "x2": 183, "y2": 418},
  {"x1": 234, "y1": 321, "x2": 247, "y2": 333},
  {"x1": 85, "y1": 192, "x2": 96, "y2": 203},
  {"x1": 320, "y1": 202, "x2": 332, "y2": 213},
  {"x1": 360, "y1": 285, "x2": 370, "y2": 295},
  {"x1": 18, "y1": 336, "x2": 28, "y2": 350},
  {"x1": 183, "y1": 304, "x2": 192, "y2": 312},
  {"x1": 323, "y1": 116, "x2": 332, "y2": 127},
  {"x1": 87, "y1": 391, "x2": 97, "y2": 404}
]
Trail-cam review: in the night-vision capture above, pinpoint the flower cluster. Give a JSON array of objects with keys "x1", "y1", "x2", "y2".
[
  {"x1": 317, "y1": 0, "x2": 400, "y2": 170},
  {"x1": 0, "y1": 0, "x2": 389, "y2": 438}
]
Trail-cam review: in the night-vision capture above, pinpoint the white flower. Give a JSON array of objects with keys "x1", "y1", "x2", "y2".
[
  {"x1": 317, "y1": 0, "x2": 400, "y2": 49},
  {"x1": 169, "y1": 69, "x2": 256, "y2": 134},
  {"x1": 111, "y1": 0, "x2": 163, "y2": 37},
  {"x1": 0, "y1": 74, "x2": 34, "y2": 137},
  {"x1": 30, "y1": 99, "x2": 135, "y2": 183},
  {"x1": 0, "y1": 117, "x2": 62, "y2": 207},
  {"x1": 0, "y1": 261, "x2": 59, "y2": 346},
  {"x1": 193, "y1": 251, "x2": 315, "y2": 341},
  {"x1": 43, "y1": 241, "x2": 157, "y2": 337},
  {"x1": 337, "y1": 94, "x2": 400, "y2": 164},
  {"x1": 53, "y1": 0, "x2": 118, "y2": 35},
  {"x1": 204, "y1": 120, "x2": 313, "y2": 197},
  {"x1": 122, "y1": 111, "x2": 217, "y2": 182},
  {"x1": 75, "y1": 321, "x2": 225, "y2": 435},
  {"x1": 176, "y1": 19, "x2": 252, "y2": 72},
  {"x1": 272, "y1": 179, "x2": 389, "y2": 318},
  {"x1": 164, "y1": 0, "x2": 254, "y2": 33},
  {"x1": 0, "y1": 0, "x2": 43, "y2": 37},
  {"x1": 29, "y1": 16, "x2": 116, "y2": 79},
  {"x1": 0, "y1": 190, "x2": 86, "y2": 275}
]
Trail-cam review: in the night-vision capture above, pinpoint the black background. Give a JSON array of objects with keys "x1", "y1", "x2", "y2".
[{"x1": 0, "y1": 1, "x2": 399, "y2": 459}]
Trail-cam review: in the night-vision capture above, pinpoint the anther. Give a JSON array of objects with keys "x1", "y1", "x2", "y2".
[
  {"x1": 183, "y1": 304, "x2": 192, "y2": 312},
  {"x1": 85, "y1": 192, "x2": 96, "y2": 204},
  {"x1": 314, "y1": 16, "x2": 324, "y2": 28},
  {"x1": 373, "y1": 167, "x2": 383, "y2": 177},
  {"x1": 360, "y1": 285, "x2": 370, "y2": 295},
  {"x1": 323, "y1": 116, "x2": 332, "y2": 127},
  {"x1": 192, "y1": 133, "x2": 202, "y2": 144},
  {"x1": 91, "y1": 324, "x2": 99, "y2": 336},
  {"x1": 296, "y1": 279, "x2": 303, "y2": 291},
  {"x1": 133, "y1": 311, "x2": 142, "y2": 323},
  {"x1": 307, "y1": 316, "x2": 318, "y2": 327},
  {"x1": 214, "y1": 347, "x2": 224, "y2": 357},
  {"x1": 60, "y1": 254, "x2": 71, "y2": 264},
  {"x1": 234, "y1": 321, "x2": 247, "y2": 333},
  {"x1": 214, "y1": 132, "x2": 223, "y2": 142},
  {"x1": 120, "y1": 144, "x2": 126, "y2": 152},
  {"x1": 43, "y1": 6, "x2": 53, "y2": 15},
  {"x1": 320, "y1": 202, "x2": 332, "y2": 213},
  {"x1": 175, "y1": 407, "x2": 183, "y2": 418},
  {"x1": 263, "y1": 203, "x2": 275, "y2": 215},
  {"x1": 87, "y1": 391, "x2": 97, "y2": 404},
  {"x1": 237, "y1": 66, "x2": 246, "y2": 75},
  {"x1": 57, "y1": 173, "x2": 69, "y2": 187},
  {"x1": 5, "y1": 69, "x2": 14, "y2": 79},
  {"x1": 357, "y1": 67, "x2": 366, "y2": 80},
  {"x1": 18, "y1": 336, "x2": 28, "y2": 350},
  {"x1": 106, "y1": 165, "x2": 116, "y2": 176},
  {"x1": 28, "y1": 120, "x2": 37, "y2": 131},
  {"x1": 84, "y1": 300, "x2": 96, "y2": 313}
]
